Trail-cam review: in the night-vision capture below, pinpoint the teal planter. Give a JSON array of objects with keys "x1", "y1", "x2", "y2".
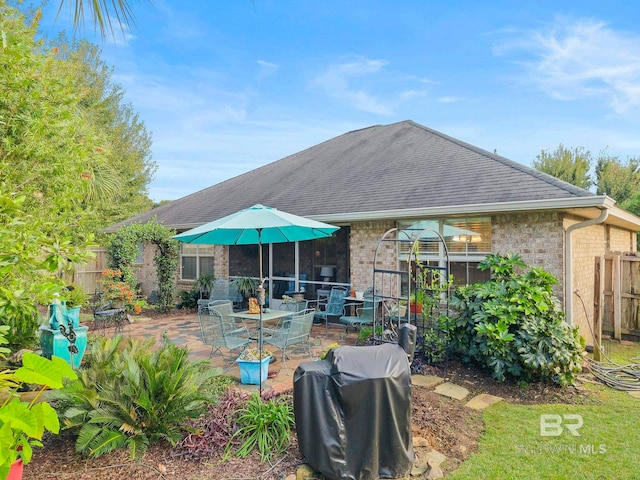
[
  {"x1": 238, "y1": 356, "x2": 271, "y2": 385},
  {"x1": 40, "y1": 302, "x2": 87, "y2": 369}
]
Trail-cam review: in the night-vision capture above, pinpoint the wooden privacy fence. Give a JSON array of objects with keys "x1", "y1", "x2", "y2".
[
  {"x1": 594, "y1": 252, "x2": 640, "y2": 345},
  {"x1": 68, "y1": 248, "x2": 108, "y2": 294}
]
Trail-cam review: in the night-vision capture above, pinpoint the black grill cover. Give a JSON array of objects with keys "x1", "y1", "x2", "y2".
[{"x1": 293, "y1": 343, "x2": 413, "y2": 480}]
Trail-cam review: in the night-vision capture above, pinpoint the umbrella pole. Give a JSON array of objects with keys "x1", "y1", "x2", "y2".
[{"x1": 257, "y1": 230, "x2": 263, "y2": 397}]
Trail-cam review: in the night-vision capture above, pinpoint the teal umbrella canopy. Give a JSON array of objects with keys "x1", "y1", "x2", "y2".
[
  {"x1": 174, "y1": 204, "x2": 339, "y2": 245},
  {"x1": 175, "y1": 205, "x2": 339, "y2": 391}
]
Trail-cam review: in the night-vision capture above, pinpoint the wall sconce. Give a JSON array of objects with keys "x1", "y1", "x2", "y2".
[{"x1": 320, "y1": 266, "x2": 334, "y2": 282}]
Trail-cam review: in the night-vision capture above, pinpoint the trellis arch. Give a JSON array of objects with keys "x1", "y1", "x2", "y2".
[{"x1": 107, "y1": 218, "x2": 179, "y2": 312}]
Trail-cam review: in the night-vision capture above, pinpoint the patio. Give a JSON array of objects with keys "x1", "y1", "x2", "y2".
[{"x1": 122, "y1": 312, "x2": 359, "y2": 394}]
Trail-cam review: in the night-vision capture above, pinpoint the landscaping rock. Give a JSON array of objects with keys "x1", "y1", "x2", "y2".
[
  {"x1": 412, "y1": 448, "x2": 447, "y2": 476},
  {"x1": 296, "y1": 464, "x2": 322, "y2": 480},
  {"x1": 451, "y1": 444, "x2": 467, "y2": 455},
  {"x1": 425, "y1": 460, "x2": 444, "y2": 479},
  {"x1": 464, "y1": 393, "x2": 503, "y2": 410},
  {"x1": 413, "y1": 436, "x2": 431, "y2": 448},
  {"x1": 411, "y1": 375, "x2": 444, "y2": 388},
  {"x1": 434, "y1": 382, "x2": 469, "y2": 400}
]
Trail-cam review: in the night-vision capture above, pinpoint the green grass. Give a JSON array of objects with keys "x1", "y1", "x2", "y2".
[
  {"x1": 448, "y1": 341, "x2": 640, "y2": 480},
  {"x1": 598, "y1": 338, "x2": 640, "y2": 364}
]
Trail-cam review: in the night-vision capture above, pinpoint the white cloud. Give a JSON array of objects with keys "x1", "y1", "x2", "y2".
[
  {"x1": 312, "y1": 56, "x2": 430, "y2": 115},
  {"x1": 313, "y1": 57, "x2": 392, "y2": 114},
  {"x1": 496, "y1": 17, "x2": 640, "y2": 115},
  {"x1": 437, "y1": 96, "x2": 461, "y2": 104},
  {"x1": 257, "y1": 60, "x2": 279, "y2": 80}
]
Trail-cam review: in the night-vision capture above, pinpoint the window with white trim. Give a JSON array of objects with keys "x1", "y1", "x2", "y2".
[
  {"x1": 180, "y1": 244, "x2": 215, "y2": 281},
  {"x1": 398, "y1": 218, "x2": 492, "y2": 286}
]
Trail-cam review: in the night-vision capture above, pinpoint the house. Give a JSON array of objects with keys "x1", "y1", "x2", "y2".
[{"x1": 113, "y1": 120, "x2": 640, "y2": 342}]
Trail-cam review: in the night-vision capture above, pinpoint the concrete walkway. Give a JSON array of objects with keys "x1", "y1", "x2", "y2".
[{"x1": 118, "y1": 312, "x2": 358, "y2": 394}]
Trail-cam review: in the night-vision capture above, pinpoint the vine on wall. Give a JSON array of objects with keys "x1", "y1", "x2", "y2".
[{"x1": 106, "y1": 219, "x2": 179, "y2": 312}]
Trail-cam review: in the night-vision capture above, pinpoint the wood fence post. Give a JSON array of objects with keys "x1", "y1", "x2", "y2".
[{"x1": 613, "y1": 253, "x2": 622, "y2": 340}]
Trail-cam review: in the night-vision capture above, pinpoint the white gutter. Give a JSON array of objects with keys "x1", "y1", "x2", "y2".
[
  {"x1": 564, "y1": 207, "x2": 610, "y2": 325},
  {"x1": 310, "y1": 196, "x2": 613, "y2": 223}
]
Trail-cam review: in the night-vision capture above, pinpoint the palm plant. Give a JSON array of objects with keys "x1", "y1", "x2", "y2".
[
  {"x1": 57, "y1": 0, "x2": 145, "y2": 39},
  {"x1": 55, "y1": 336, "x2": 219, "y2": 458}
]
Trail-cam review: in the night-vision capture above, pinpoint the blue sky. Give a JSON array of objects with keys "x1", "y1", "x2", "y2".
[{"x1": 41, "y1": 1, "x2": 640, "y2": 202}]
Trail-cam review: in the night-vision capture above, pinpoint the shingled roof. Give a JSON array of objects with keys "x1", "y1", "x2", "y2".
[{"x1": 114, "y1": 120, "x2": 600, "y2": 230}]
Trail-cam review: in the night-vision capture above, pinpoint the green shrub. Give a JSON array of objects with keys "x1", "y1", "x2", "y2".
[
  {"x1": 54, "y1": 336, "x2": 220, "y2": 458},
  {"x1": 60, "y1": 284, "x2": 90, "y2": 309},
  {"x1": 178, "y1": 287, "x2": 200, "y2": 309},
  {"x1": 447, "y1": 253, "x2": 584, "y2": 386},
  {"x1": 225, "y1": 393, "x2": 294, "y2": 462}
]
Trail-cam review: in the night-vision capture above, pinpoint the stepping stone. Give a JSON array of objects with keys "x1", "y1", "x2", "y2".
[
  {"x1": 411, "y1": 375, "x2": 444, "y2": 388},
  {"x1": 465, "y1": 393, "x2": 503, "y2": 410},
  {"x1": 628, "y1": 391, "x2": 640, "y2": 399},
  {"x1": 434, "y1": 382, "x2": 469, "y2": 400}
]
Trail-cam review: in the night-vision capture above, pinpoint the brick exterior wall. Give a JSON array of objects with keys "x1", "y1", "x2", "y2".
[
  {"x1": 608, "y1": 225, "x2": 636, "y2": 252},
  {"x1": 133, "y1": 243, "x2": 159, "y2": 295},
  {"x1": 492, "y1": 212, "x2": 565, "y2": 299},
  {"x1": 349, "y1": 220, "x2": 395, "y2": 290},
  {"x1": 563, "y1": 216, "x2": 606, "y2": 342},
  {"x1": 131, "y1": 212, "x2": 637, "y2": 345}
]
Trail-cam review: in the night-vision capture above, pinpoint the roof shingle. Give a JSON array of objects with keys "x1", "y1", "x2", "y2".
[{"x1": 116, "y1": 120, "x2": 593, "y2": 229}]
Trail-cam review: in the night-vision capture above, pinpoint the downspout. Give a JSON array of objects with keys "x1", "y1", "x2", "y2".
[{"x1": 564, "y1": 208, "x2": 609, "y2": 325}]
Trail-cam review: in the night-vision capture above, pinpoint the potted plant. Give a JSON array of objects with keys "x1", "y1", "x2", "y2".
[
  {"x1": 100, "y1": 269, "x2": 136, "y2": 310},
  {"x1": 0, "y1": 325, "x2": 77, "y2": 479},
  {"x1": 236, "y1": 348, "x2": 272, "y2": 385},
  {"x1": 409, "y1": 290, "x2": 424, "y2": 314},
  {"x1": 233, "y1": 277, "x2": 258, "y2": 308},
  {"x1": 195, "y1": 273, "x2": 215, "y2": 300}
]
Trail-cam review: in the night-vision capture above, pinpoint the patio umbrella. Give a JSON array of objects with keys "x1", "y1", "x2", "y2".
[{"x1": 174, "y1": 204, "x2": 339, "y2": 390}]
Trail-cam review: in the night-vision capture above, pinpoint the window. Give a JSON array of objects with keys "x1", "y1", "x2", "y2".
[
  {"x1": 180, "y1": 244, "x2": 215, "y2": 281},
  {"x1": 398, "y1": 218, "x2": 491, "y2": 286},
  {"x1": 134, "y1": 243, "x2": 144, "y2": 264}
]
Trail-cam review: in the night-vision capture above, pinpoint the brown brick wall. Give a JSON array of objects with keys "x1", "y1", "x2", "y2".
[
  {"x1": 349, "y1": 220, "x2": 395, "y2": 290},
  {"x1": 133, "y1": 243, "x2": 159, "y2": 295},
  {"x1": 563, "y1": 216, "x2": 607, "y2": 342},
  {"x1": 492, "y1": 212, "x2": 565, "y2": 299},
  {"x1": 608, "y1": 225, "x2": 636, "y2": 253}
]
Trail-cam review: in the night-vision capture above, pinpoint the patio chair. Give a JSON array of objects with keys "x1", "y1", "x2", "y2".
[
  {"x1": 198, "y1": 279, "x2": 228, "y2": 313},
  {"x1": 310, "y1": 286, "x2": 348, "y2": 335},
  {"x1": 281, "y1": 299, "x2": 309, "y2": 313},
  {"x1": 198, "y1": 300, "x2": 251, "y2": 369},
  {"x1": 197, "y1": 279, "x2": 243, "y2": 313},
  {"x1": 339, "y1": 291, "x2": 382, "y2": 336},
  {"x1": 263, "y1": 308, "x2": 315, "y2": 374}
]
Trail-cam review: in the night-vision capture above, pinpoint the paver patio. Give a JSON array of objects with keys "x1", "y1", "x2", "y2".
[{"x1": 120, "y1": 313, "x2": 358, "y2": 394}]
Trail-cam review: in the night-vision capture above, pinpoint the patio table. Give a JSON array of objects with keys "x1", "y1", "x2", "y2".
[{"x1": 229, "y1": 309, "x2": 293, "y2": 340}]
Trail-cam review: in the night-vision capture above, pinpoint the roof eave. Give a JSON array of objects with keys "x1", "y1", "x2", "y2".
[{"x1": 308, "y1": 196, "x2": 640, "y2": 229}]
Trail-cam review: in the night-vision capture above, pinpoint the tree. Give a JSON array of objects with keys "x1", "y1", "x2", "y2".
[
  {"x1": 532, "y1": 144, "x2": 593, "y2": 190},
  {"x1": 595, "y1": 155, "x2": 640, "y2": 205},
  {"x1": 0, "y1": 3, "x2": 153, "y2": 346},
  {"x1": 1, "y1": 4, "x2": 154, "y2": 236},
  {"x1": 51, "y1": 36, "x2": 156, "y2": 231}
]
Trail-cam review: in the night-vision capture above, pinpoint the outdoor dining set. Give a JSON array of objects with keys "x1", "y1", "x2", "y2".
[{"x1": 196, "y1": 285, "x2": 382, "y2": 374}]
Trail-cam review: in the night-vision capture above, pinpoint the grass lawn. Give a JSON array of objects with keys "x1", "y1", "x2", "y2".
[{"x1": 448, "y1": 342, "x2": 640, "y2": 480}]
